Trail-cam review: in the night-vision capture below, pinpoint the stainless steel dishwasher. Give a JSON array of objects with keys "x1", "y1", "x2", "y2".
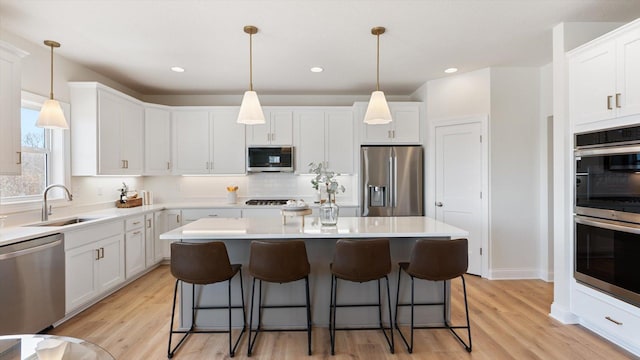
[{"x1": 0, "y1": 233, "x2": 65, "y2": 335}]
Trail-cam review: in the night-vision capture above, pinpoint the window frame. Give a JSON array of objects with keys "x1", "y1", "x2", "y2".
[{"x1": 0, "y1": 91, "x2": 70, "y2": 210}]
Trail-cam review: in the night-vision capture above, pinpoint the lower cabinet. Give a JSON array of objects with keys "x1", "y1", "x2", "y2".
[
  {"x1": 182, "y1": 208, "x2": 242, "y2": 224},
  {"x1": 144, "y1": 213, "x2": 155, "y2": 267},
  {"x1": 64, "y1": 221, "x2": 125, "y2": 313},
  {"x1": 155, "y1": 209, "x2": 182, "y2": 261},
  {"x1": 125, "y1": 215, "x2": 145, "y2": 279}
]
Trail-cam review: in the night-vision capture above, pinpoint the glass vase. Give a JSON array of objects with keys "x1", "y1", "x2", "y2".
[{"x1": 319, "y1": 193, "x2": 339, "y2": 226}]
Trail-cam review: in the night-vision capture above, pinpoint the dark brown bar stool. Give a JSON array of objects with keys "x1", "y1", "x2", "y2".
[
  {"x1": 167, "y1": 241, "x2": 246, "y2": 358},
  {"x1": 329, "y1": 238, "x2": 394, "y2": 355},
  {"x1": 247, "y1": 240, "x2": 312, "y2": 356},
  {"x1": 394, "y1": 238, "x2": 472, "y2": 353}
]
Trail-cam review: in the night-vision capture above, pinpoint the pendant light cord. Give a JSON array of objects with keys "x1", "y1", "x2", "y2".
[
  {"x1": 249, "y1": 31, "x2": 253, "y2": 91},
  {"x1": 376, "y1": 32, "x2": 380, "y2": 91},
  {"x1": 49, "y1": 44, "x2": 54, "y2": 99}
]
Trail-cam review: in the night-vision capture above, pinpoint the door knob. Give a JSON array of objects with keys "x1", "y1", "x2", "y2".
[{"x1": 435, "y1": 202, "x2": 443, "y2": 207}]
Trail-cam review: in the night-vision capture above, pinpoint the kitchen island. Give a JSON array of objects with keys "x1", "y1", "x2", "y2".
[{"x1": 160, "y1": 216, "x2": 468, "y2": 329}]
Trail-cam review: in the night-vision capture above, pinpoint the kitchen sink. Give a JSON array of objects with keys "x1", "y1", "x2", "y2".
[{"x1": 26, "y1": 217, "x2": 100, "y2": 227}]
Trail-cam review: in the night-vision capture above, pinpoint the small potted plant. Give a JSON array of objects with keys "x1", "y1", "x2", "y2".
[{"x1": 309, "y1": 162, "x2": 345, "y2": 225}]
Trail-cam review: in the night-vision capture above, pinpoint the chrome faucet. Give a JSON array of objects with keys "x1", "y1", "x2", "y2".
[{"x1": 42, "y1": 184, "x2": 73, "y2": 221}]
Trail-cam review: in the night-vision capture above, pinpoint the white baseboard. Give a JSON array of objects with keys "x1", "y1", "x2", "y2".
[
  {"x1": 488, "y1": 268, "x2": 541, "y2": 280},
  {"x1": 549, "y1": 302, "x2": 579, "y2": 324},
  {"x1": 579, "y1": 318, "x2": 640, "y2": 357}
]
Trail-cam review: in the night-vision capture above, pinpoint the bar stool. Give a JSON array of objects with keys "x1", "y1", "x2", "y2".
[
  {"x1": 394, "y1": 238, "x2": 472, "y2": 353},
  {"x1": 167, "y1": 241, "x2": 246, "y2": 358},
  {"x1": 329, "y1": 238, "x2": 394, "y2": 355},
  {"x1": 247, "y1": 240, "x2": 312, "y2": 356}
]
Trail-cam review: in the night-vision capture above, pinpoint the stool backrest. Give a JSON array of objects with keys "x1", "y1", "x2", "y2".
[
  {"x1": 407, "y1": 238, "x2": 468, "y2": 281},
  {"x1": 249, "y1": 240, "x2": 310, "y2": 283},
  {"x1": 171, "y1": 242, "x2": 234, "y2": 284},
  {"x1": 332, "y1": 238, "x2": 391, "y2": 282}
]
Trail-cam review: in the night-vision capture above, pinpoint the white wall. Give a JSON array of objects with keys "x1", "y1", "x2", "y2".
[
  {"x1": 143, "y1": 93, "x2": 411, "y2": 107},
  {"x1": 539, "y1": 62, "x2": 554, "y2": 281},
  {"x1": 489, "y1": 67, "x2": 541, "y2": 277},
  {"x1": 426, "y1": 69, "x2": 491, "y2": 121}
]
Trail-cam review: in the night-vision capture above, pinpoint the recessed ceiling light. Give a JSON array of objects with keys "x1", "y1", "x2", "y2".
[
  {"x1": 444, "y1": 67, "x2": 458, "y2": 74},
  {"x1": 171, "y1": 66, "x2": 185, "y2": 73},
  {"x1": 310, "y1": 66, "x2": 324, "y2": 73}
]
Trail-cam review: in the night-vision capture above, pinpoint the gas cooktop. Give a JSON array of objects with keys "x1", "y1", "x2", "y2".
[{"x1": 245, "y1": 199, "x2": 290, "y2": 206}]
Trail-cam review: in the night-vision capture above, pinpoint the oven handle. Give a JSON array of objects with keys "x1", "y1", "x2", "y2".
[
  {"x1": 575, "y1": 215, "x2": 640, "y2": 234},
  {"x1": 575, "y1": 145, "x2": 640, "y2": 157}
]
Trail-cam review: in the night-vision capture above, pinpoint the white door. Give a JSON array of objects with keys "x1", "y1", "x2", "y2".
[
  {"x1": 144, "y1": 107, "x2": 172, "y2": 175},
  {"x1": 435, "y1": 122, "x2": 483, "y2": 275}
]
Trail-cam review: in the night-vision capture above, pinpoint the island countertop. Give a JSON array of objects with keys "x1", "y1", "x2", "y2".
[{"x1": 159, "y1": 216, "x2": 468, "y2": 240}]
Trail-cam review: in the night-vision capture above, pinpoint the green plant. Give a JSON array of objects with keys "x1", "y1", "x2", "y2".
[{"x1": 309, "y1": 162, "x2": 346, "y2": 194}]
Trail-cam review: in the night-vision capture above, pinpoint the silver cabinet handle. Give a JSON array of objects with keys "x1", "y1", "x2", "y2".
[
  {"x1": 16, "y1": 151, "x2": 21, "y2": 165},
  {"x1": 607, "y1": 95, "x2": 613, "y2": 110},
  {"x1": 167, "y1": 162, "x2": 171, "y2": 170},
  {"x1": 122, "y1": 160, "x2": 126, "y2": 168},
  {"x1": 147, "y1": 219, "x2": 152, "y2": 228},
  {"x1": 208, "y1": 214, "x2": 218, "y2": 217},
  {"x1": 616, "y1": 93, "x2": 622, "y2": 108},
  {"x1": 392, "y1": 130, "x2": 396, "y2": 138},
  {"x1": 436, "y1": 202, "x2": 443, "y2": 207},
  {"x1": 133, "y1": 221, "x2": 141, "y2": 225},
  {"x1": 132, "y1": 230, "x2": 141, "y2": 235},
  {"x1": 100, "y1": 247, "x2": 105, "y2": 259},
  {"x1": 95, "y1": 249, "x2": 101, "y2": 260},
  {"x1": 125, "y1": 160, "x2": 129, "y2": 168}
]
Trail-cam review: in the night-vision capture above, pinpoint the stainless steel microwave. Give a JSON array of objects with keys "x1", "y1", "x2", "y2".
[{"x1": 247, "y1": 146, "x2": 294, "y2": 172}]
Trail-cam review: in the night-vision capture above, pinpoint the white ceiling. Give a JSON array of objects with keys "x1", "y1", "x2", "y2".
[{"x1": 1, "y1": 0, "x2": 639, "y2": 96}]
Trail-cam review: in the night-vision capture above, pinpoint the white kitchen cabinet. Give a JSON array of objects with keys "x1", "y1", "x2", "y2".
[
  {"x1": 246, "y1": 108, "x2": 293, "y2": 145},
  {"x1": 0, "y1": 41, "x2": 28, "y2": 175},
  {"x1": 173, "y1": 108, "x2": 245, "y2": 174},
  {"x1": 69, "y1": 82, "x2": 144, "y2": 175},
  {"x1": 295, "y1": 108, "x2": 354, "y2": 174},
  {"x1": 125, "y1": 215, "x2": 145, "y2": 279},
  {"x1": 358, "y1": 102, "x2": 421, "y2": 144},
  {"x1": 64, "y1": 220, "x2": 125, "y2": 313},
  {"x1": 242, "y1": 208, "x2": 282, "y2": 218},
  {"x1": 144, "y1": 105, "x2": 172, "y2": 175},
  {"x1": 144, "y1": 213, "x2": 155, "y2": 267},
  {"x1": 569, "y1": 21, "x2": 640, "y2": 128},
  {"x1": 154, "y1": 209, "x2": 182, "y2": 261},
  {"x1": 182, "y1": 208, "x2": 242, "y2": 224}
]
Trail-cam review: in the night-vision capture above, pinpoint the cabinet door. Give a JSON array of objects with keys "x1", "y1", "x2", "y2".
[
  {"x1": 269, "y1": 110, "x2": 293, "y2": 145},
  {"x1": 242, "y1": 208, "x2": 282, "y2": 218},
  {"x1": 125, "y1": 228, "x2": 145, "y2": 278},
  {"x1": 144, "y1": 107, "x2": 172, "y2": 175},
  {"x1": 97, "y1": 234, "x2": 125, "y2": 292},
  {"x1": 326, "y1": 110, "x2": 354, "y2": 174},
  {"x1": 155, "y1": 210, "x2": 182, "y2": 260},
  {"x1": 173, "y1": 110, "x2": 210, "y2": 174},
  {"x1": 246, "y1": 117, "x2": 271, "y2": 145},
  {"x1": 182, "y1": 208, "x2": 242, "y2": 223},
  {"x1": 65, "y1": 242, "x2": 99, "y2": 312},
  {"x1": 390, "y1": 104, "x2": 420, "y2": 143},
  {"x1": 616, "y1": 27, "x2": 640, "y2": 118},
  {"x1": 145, "y1": 214, "x2": 155, "y2": 267},
  {"x1": 120, "y1": 98, "x2": 144, "y2": 174},
  {"x1": 362, "y1": 122, "x2": 393, "y2": 144},
  {"x1": 212, "y1": 108, "x2": 246, "y2": 174},
  {"x1": 295, "y1": 111, "x2": 325, "y2": 173},
  {"x1": 570, "y1": 42, "x2": 617, "y2": 125},
  {"x1": 98, "y1": 90, "x2": 124, "y2": 174},
  {"x1": 153, "y1": 211, "x2": 166, "y2": 263},
  {"x1": 0, "y1": 44, "x2": 24, "y2": 175}
]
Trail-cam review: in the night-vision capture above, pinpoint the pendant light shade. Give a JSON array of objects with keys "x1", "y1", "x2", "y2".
[
  {"x1": 37, "y1": 40, "x2": 69, "y2": 129},
  {"x1": 364, "y1": 27, "x2": 392, "y2": 125},
  {"x1": 238, "y1": 25, "x2": 265, "y2": 125}
]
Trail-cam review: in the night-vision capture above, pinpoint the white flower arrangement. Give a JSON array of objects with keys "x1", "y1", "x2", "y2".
[{"x1": 309, "y1": 162, "x2": 346, "y2": 195}]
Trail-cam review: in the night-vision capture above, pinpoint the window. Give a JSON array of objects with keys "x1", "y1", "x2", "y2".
[{"x1": 0, "y1": 91, "x2": 68, "y2": 204}]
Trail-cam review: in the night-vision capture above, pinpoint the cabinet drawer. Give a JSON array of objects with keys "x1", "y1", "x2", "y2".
[
  {"x1": 125, "y1": 215, "x2": 145, "y2": 231},
  {"x1": 64, "y1": 221, "x2": 123, "y2": 250},
  {"x1": 182, "y1": 208, "x2": 242, "y2": 222},
  {"x1": 574, "y1": 287, "x2": 640, "y2": 346}
]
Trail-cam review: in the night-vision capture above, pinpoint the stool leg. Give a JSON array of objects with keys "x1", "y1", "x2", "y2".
[
  {"x1": 248, "y1": 277, "x2": 256, "y2": 357},
  {"x1": 385, "y1": 275, "x2": 395, "y2": 354},
  {"x1": 330, "y1": 275, "x2": 338, "y2": 355},
  {"x1": 167, "y1": 279, "x2": 179, "y2": 358},
  {"x1": 305, "y1": 276, "x2": 312, "y2": 355},
  {"x1": 410, "y1": 275, "x2": 415, "y2": 353}
]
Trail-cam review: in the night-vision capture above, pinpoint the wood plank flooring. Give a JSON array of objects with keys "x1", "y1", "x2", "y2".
[{"x1": 49, "y1": 266, "x2": 638, "y2": 359}]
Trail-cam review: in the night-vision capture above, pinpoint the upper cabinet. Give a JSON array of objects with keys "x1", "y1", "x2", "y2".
[
  {"x1": 0, "y1": 42, "x2": 28, "y2": 175},
  {"x1": 172, "y1": 107, "x2": 245, "y2": 175},
  {"x1": 294, "y1": 108, "x2": 354, "y2": 174},
  {"x1": 70, "y1": 83, "x2": 144, "y2": 175},
  {"x1": 357, "y1": 102, "x2": 422, "y2": 144},
  {"x1": 569, "y1": 21, "x2": 640, "y2": 129},
  {"x1": 144, "y1": 105, "x2": 172, "y2": 175},
  {"x1": 246, "y1": 108, "x2": 293, "y2": 146}
]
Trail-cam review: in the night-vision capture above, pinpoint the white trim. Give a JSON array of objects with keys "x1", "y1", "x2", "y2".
[
  {"x1": 549, "y1": 302, "x2": 579, "y2": 324},
  {"x1": 428, "y1": 114, "x2": 490, "y2": 278},
  {"x1": 488, "y1": 268, "x2": 541, "y2": 280}
]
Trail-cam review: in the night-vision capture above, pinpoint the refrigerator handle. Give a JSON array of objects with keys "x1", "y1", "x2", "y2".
[
  {"x1": 389, "y1": 156, "x2": 395, "y2": 208},
  {"x1": 393, "y1": 155, "x2": 398, "y2": 207}
]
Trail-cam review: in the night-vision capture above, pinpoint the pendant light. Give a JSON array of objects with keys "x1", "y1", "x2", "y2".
[
  {"x1": 237, "y1": 25, "x2": 266, "y2": 125},
  {"x1": 37, "y1": 40, "x2": 69, "y2": 129},
  {"x1": 363, "y1": 27, "x2": 392, "y2": 125}
]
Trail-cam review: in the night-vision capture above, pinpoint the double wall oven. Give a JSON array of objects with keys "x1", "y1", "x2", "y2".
[{"x1": 574, "y1": 125, "x2": 640, "y2": 307}]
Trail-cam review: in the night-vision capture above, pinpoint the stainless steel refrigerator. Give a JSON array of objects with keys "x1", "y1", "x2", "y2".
[{"x1": 361, "y1": 145, "x2": 424, "y2": 216}]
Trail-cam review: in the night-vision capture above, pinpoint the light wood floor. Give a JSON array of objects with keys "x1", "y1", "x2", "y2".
[{"x1": 50, "y1": 265, "x2": 638, "y2": 359}]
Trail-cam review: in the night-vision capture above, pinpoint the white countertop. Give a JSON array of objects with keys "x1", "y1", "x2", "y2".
[{"x1": 160, "y1": 216, "x2": 468, "y2": 240}]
